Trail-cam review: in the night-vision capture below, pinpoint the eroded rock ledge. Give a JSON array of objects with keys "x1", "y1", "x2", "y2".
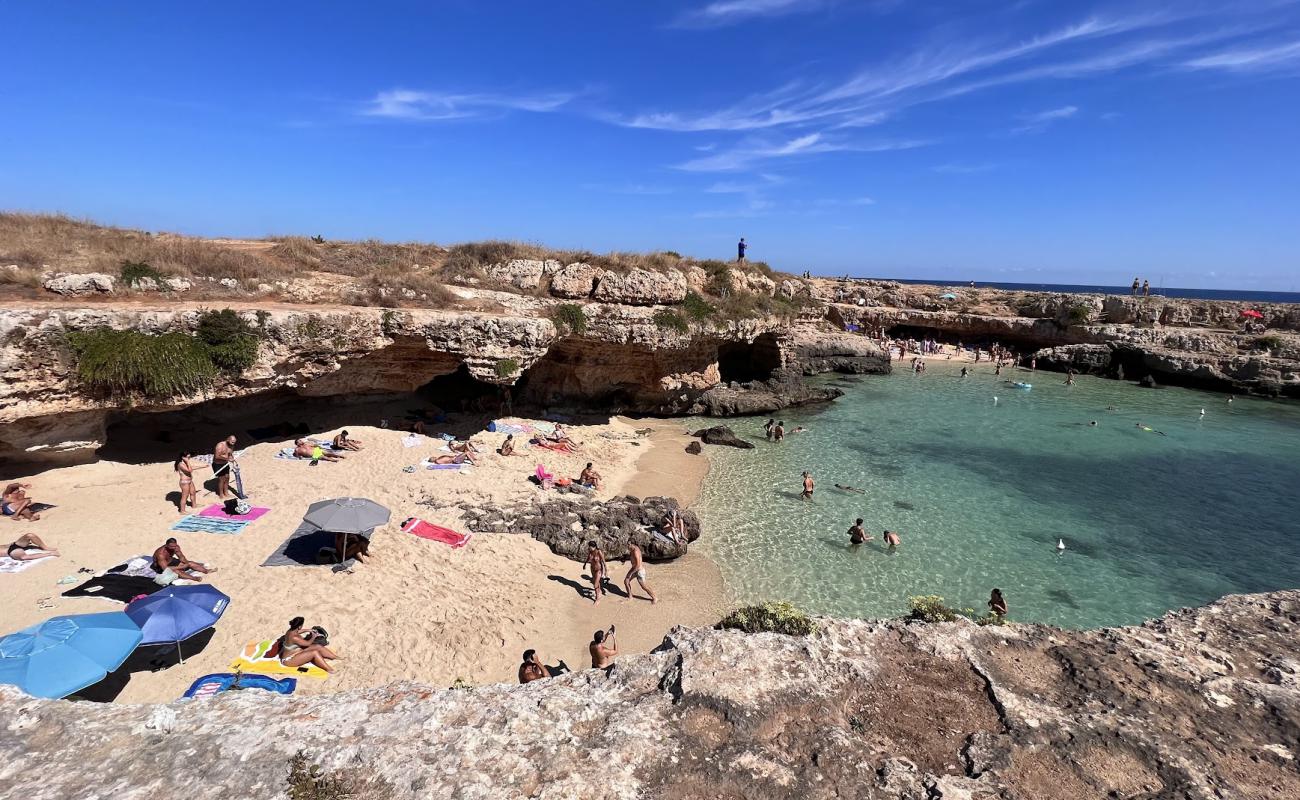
[{"x1": 2, "y1": 590, "x2": 1297, "y2": 799}]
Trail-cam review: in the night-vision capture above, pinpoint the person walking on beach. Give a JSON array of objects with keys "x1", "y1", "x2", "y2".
[
  {"x1": 590, "y1": 626, "x2": 618, "y2": 670},
  {"x1": 1142, "y1": 279, "x2": 1150, "y2": 297},
  {"x1": 212, "y1": 435, "x2": 238, "y2": 500},
  {"x1": 623, "y1": 543, "x2": 657, "y2": 604},
  {"x1": 801, "y1": 471, "x2": 815, "y2": 500},
  {"x1": 1131, "y1": 277, "x2": 1140, "y2": 296},
  {"x1": 585, "y1": 541, "x2": 608, "y2": 605},
  {"x1": 737, "y1": 237, "x2": 747, "y2": 263},
  {"x1": 848, "y1": 518, "x2": 872, "y2": 545},
  {"x1": 988, "y1": 588, "x2": 1008, "y2": 618}
]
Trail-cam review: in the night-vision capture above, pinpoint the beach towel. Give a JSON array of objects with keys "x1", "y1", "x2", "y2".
[
  {"x1": 419, "y1": 457, "x2": 467, "y2": 471},
  {"x1": 230, "y1": 640, "x2": 329, "y2": 679},
  {"x1": 261, "y1": 521, "x2": 367, "y2": 567},
  {"x1": 533, "y1": 439, "x2": 574, "y2": 453},
  {"x1": 402, "y1": 434, "x2": 423, "y2": 448},
  {"x1": 106, "y1": 555, "x2": 157, "y2": 579},
  {"x1": 183, "y1": 672, "x2": 297, "y2": 699},
  {"x1": 171, "y1": 515, "x2": 251, "y2": 535},
  {"x1": 198, "y1": 503, "x2": 270, "y2": 523},
  {"x1": 0, "y1": 554, "x2": 53, "y2": 574},
  {"x1": 62, "y1": 574, "x2": 163, "y2": 603},
  {"x1": 490, "y1": 422, "x2": 531, "y2": 435},
  {"x1": 401, "y1": 517, "x2": 472, "y2": 548}
]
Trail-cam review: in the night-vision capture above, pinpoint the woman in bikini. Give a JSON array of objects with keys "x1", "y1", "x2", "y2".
[
  {"x1": 7, "y1": 532, "x2": 59, "y2": 561},
  {"x1": 2, "y1": 482, "x2": 39, "y2": 521},
  {"x1": 278, "y1": 616, "x2": 341, "y2": 673},
  {"x1": 173, "y1": 451, "x2": 208, "y2": 514}
]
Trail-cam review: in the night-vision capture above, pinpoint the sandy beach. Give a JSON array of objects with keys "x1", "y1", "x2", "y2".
[{"x1": 0, "y1": 414, "x2": 725, "y2": 703}]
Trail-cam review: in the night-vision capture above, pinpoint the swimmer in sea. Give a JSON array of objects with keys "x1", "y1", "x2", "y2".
[
  {"x1": 960, "y1": 366, "x2": 968, "y2": 377},
  {"x1": 883, "y1": 530, "x2": 901, "y2": 548},
  {"x1": 1089, "y1": 420, "x2": 1098, "y2": 426},
  {"x1": 835, "y1": 484, "x2": 866, "y2": 495},
  {"x1": 848, "y1": 518, "x2": 872, "y2": 545},
  {"x1": 1135, "y1": 422, "x2": 1167, "y2": 437}
]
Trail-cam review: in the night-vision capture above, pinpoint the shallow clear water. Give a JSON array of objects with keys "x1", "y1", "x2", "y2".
[{"x1": 694, "y1": 364, "x2": 1300, "y2": 628}]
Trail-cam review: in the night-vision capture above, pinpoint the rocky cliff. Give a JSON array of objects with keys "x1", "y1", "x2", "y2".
[
  {"x1": 2, "y1": 590, "x2": 1297, "y2": 799},
  {"x1": 822, "y1": 280, "x2": 1300, "y2": 396}
]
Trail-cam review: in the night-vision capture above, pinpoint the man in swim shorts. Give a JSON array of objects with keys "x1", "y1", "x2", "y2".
[
  {"x1": 518, "y1": 649, "x2": 553, "y2": 683},
  {"x1": 294, "y1": 439, "x2": 344, "y2": 461},
  {"x1": 153, "y1": 537, "x2": 214, "y2": 582},
  {"x1": 212, "y1": 435, "x2": 238, "y2": 499},
  {"x1": 801, "y1": 471, "x2": 815, "y2": 500},
  {"x1": 883, "y1": 530, "x2": 901, "y2": 548},
  {"x1": 7, "y1": 532, "x2": 58, "y2": 560},
  {"x1": 623, "y1": 542, "x2": 657, "y2": 603},
  {"x1": 848, "y1": 519, "x2": 871, "y2": 545}
]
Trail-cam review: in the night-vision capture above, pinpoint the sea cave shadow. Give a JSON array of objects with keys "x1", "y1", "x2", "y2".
[{"x1": 71, "y1": 627, "x2": 218, "y2": 703}]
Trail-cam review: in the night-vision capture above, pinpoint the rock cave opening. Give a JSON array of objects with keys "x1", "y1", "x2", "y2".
[{"x1": 717, "y1": 332, "x2": 783, "y2": 383}]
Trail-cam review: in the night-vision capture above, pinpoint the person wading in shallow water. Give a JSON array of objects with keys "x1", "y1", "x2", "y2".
[
  {"x1": 801, "y1": 471, "x2": 815, "y2": 501},
  {"x1": 848, "y1": 518, "x2": 873, "y2": 545}
]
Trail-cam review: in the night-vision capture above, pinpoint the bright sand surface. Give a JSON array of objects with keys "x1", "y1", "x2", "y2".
[{"x1": 0, "y1": 417, "x2": 724, "y2": 702}]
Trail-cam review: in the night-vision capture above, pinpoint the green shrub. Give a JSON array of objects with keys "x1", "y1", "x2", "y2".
[
  {"x1": 551, "y1": 303, "x2": 588, "y2": 335},
  {"x1": 67, "y1": 328, "x2": 216, "y2": 398},
  {"x1": 652, "y1": 308, "x2": 689, "y2": 333},
  {"x1": 494, "y1": 358, "x2": 519, "y2": 379},
  {"x1": 907, "y1": 595, "x2": 962, "y2": 623},
  {"x1": 682, "y1": 291, "x2": 714, "y2": 322},
  {"x1": 119, "y1": 260, "x2": 165, "y2": 288},
  {"x1": 310, "y1": 234, "x2": 325, "y2": 244},
  {"x1": 1254, "y1": 335, "x2": 1282, "y2": 351},
  {"x1": 718, "y1": 601, "x2": 817, "y2": 636},
  {"x1": 196, "y1": 309, "x2": 259, "y2": 373},
  {"x1": 1067, "y1": 303, "x2": 1094, "y2": 324},
  {"x1": 700, "y1": 260, "x2": 733, "y2": 296}
]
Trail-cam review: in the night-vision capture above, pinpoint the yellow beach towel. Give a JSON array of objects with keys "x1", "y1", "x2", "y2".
[{"x1": 230, "y1": 639, "x2": 330, "y2": 679}]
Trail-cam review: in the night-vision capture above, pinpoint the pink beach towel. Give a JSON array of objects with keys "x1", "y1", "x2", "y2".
[
  {"x1": 198, "y1": 504, "x2": 271, "y2": 523},
  {"x1": 401, "y1": 518, "x2": 472, "y2": 548}
]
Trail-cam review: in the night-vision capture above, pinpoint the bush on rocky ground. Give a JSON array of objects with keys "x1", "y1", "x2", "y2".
[{"x1": 718, "y1": 601, "x2": 817, "y2": 636}]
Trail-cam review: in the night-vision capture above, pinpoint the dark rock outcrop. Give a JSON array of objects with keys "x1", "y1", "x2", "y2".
[
  {"x1": 685, "y1": 440, "x2": 702, "y2": 455},
  {"x1": 691, "y1": 425, "x2": 754, "y2": 449},
  {"x1": 456, "y1": 495, "x2": 698, "y2": 562},
  {"x1": 3, "y1": 590, "x2": 1298, "y2": 799},
  {"x1": 690, "y1": 372, "x2": 843, "y2": 416}
]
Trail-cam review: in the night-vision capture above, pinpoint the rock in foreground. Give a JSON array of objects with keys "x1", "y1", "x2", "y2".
[{"x1": 2, "y1": 591, "x2": 1297, "y2": 799}]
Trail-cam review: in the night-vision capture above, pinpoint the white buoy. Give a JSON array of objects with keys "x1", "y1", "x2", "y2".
[{"x1": 1057, "y1": 538, "x2": 1066, "y2": 551}]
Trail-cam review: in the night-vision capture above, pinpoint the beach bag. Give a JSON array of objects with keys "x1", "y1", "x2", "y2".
[
  {"x1": 154, "y1": 568, "x2": 178, "y2": 586},
  {"x1": 224, "y1": 498, "x2": 252, "y2": 516}
]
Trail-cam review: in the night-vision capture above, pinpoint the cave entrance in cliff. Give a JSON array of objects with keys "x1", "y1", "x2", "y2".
[
  {"x1": 717, "y1": 332, "x2": 782, "y2": 383},
  {"x1": 417, "y1": 363, "x2": 507, "y2": 414}
]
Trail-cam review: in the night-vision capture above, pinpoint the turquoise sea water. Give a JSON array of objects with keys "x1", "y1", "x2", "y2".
[{"x1": 694, "y1": 364, "x2": 1300, "y2": 628}]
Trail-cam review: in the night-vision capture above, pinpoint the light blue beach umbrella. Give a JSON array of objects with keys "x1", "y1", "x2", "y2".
[
  {"x1": 0, "y1": 612, "x2": 142, "y2": 699},
  {"x1": 939, "y1": 292, "x2": 958, "y2": 300}
]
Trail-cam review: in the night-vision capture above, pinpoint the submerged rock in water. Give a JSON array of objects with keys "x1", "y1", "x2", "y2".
[
  {"x1": 457, "y1": 495, "x2": 698, "y2": 562},
  {"x1": 892, "y1": 500, "x2": 915, "y2": 511},
  {"x1": 691, "y1": 425, "x2": 755, "y2": 449},
  {"x1": 4, "y1": 590, "x2": 1298, "y2": 799}
]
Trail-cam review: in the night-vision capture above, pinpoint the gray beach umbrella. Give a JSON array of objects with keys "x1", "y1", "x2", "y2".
[{"x1": 302, "y1": 497, "x2": 391, "y2": 534}]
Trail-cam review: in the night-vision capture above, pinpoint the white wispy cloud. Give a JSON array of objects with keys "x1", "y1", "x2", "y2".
[
  {"x1": 1182, "y1": 39, "x2": 1300, "y2": 71},
  {"x1": 675, "y1": 132, "x2": 928, "y2": 172},
  {"x1": 671, "y1": 0, "x2": 827, "y2": 29},
  {"x1": 1011, "y1": 104, "x2": 1079, "y2": 134},
  {"x1": 933, "y1": 162, "x2": 997, "y2": 174},
  {"x1": 363, "y1": 88, "x2": 574, "y2": 121}
]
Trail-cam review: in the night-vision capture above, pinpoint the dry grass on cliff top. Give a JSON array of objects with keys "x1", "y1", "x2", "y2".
[{"x1": 1, "y1": 212, "x2": 781, "y2": 288}]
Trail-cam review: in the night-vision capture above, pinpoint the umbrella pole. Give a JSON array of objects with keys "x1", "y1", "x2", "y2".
[{"x1": 178, "y1": 638, "x2": 184, "y2": 665}]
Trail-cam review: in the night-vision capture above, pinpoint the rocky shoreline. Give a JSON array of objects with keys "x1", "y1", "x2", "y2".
[{"x1": 3, "y1": 589, "x2": 1296, "y2": 799}]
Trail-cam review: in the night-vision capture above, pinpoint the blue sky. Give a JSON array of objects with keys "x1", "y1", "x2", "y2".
[{"x1": 2, "y1": 1, "x2": 1298, "y2": 289}]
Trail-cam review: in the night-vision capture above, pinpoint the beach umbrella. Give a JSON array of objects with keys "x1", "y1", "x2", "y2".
[
  {"x1": 302, "y1": 497, "x2": 391, "y2": 534},
  {"x1": 125, "y1": 585, "x2": 230, "y2": 662},
  {"x1": 1241, "y1": 309, "x2": 1263, "y2": 319},
  {"x1": 0, "y1": 612, "x2": 142, "y2": 699},
  {"x1": 939, "y1": 293, "x2": 958, "y2": 300}
]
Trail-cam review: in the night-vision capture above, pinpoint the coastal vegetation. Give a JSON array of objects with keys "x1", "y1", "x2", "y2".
[
  {"x1": 549, "y1": 302, "x2": 588, "y2": 334},
  {"x1": 718, "y1": 601, "x2": 818, "y2": 636},
  {"x1": 118, "y1": 259, "x2": 167, "y2": 288},
  {"x1": 651, "y1": 308, "x2": 689, "y2": 333},
  {"x1": 67, "y1": 307, "x2": 260, "y2": 398},
  {"x1": 908, "y1": 595, "x2": 1005, "y2": 626},
  {"x1": 494, "y1": 358, "x2": 519, "y2": 379}
]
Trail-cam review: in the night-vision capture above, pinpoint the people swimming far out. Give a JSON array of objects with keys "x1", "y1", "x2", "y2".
[
  {"x1": 960, "y1": 366, "x2": 969, "y2": 377},
  {"x1": 1135, "y1": 422, "x2": 1167, "y2": 436}
]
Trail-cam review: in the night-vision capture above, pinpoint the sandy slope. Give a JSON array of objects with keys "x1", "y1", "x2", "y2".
[{"x1": 0, "y1": 418, "x2": 724, "y2": 702}]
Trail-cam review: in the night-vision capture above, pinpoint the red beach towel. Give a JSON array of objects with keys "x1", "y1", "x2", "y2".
[{"x1": 401, "y1": 517, "x2": 472, "y2": 548}]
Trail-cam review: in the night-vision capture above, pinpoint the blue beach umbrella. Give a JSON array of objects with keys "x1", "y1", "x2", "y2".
[
  {"x1": 0, "y1": 612, "x2": 143, "y2": 699},
  {"x1": 126, "y1": 585, "x2": 230, "y2": 661},
  {"x1": 939, "y1": 292, "x2": 958, "y2": 300}
]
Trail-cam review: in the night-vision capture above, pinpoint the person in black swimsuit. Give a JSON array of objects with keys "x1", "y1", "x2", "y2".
[{"x1": 7, "y1": 532, "x2": 59, "y2": 561}]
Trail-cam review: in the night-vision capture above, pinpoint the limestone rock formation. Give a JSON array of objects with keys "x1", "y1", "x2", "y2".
[
  {"x1": 457, "y1": 495, "x2": 698, "y2": 562},
  {"x1": 690, "y1": 373, "x2": 843, "y2": 416},
  {"x1": 488, "y1": 259, "x2": 559, "y2": 290},
  {"x1": 549, "y1": 262, "x2": 599, "y2": 298},
  {"x1": 42, "y1": 272, "x2": 115, "y2": 295},
  {"x1": 692, "y1": 425, "x2": 754, "y2": 448},
  {"x1": 3, "y1": 590, "x2": 1297, "y2": 799},
  {"x1": 593, "y1": 268, "x2": 687, "y2": 306},
  {"x1": 787, "y1": 329, "x2": 891, "y2": 375}
]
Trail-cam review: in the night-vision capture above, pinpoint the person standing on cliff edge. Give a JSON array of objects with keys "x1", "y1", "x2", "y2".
[{"x1": 737, "y1": 237, "x2": 747, "y2": 263}]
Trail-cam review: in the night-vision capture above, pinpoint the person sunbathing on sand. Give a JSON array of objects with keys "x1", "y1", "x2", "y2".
[
  {"x1": 499, "y1": 434, "x2": 517, "y2": 456},
  {"x1": 579, "y1": 462, "x2": 603, "y2": 490},
  {"x1": 7, "y1": 532, "x2": 58, "y2": 560},
  {"x1": 153, "y1": 537, "x2": 214, "y2": 582},
  {"x1": 548, "y1": 424, "x2": 580, "y2": 449},
  {"x1": 295, "y1": 439, "x2": 344, "y2": 461},
  {"x1": 449, "y1": 439, "x2": 481, "y2": 454},
  {"x1": 278, "y1": 616, "x2": 341, "y2": 673},
  {"x1": 2, "y1": 482, "x2": 40, "y2": 521},
  {"x1": 332, "y1": 430, "x2": 363, "y2": 451},
  {"x1": 431, "y1": 453, "x2": 473, "y2": 466}
]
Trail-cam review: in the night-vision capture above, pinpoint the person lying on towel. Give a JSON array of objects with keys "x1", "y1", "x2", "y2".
[{"x1": 294, "y1": 439, "x2": 344, "y2": 462}]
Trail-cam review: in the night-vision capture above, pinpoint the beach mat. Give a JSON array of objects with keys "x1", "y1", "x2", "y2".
[
  {"x1": 171, "y1": 515, "x2": 250, "y2": 535},
  {"x1": 198, "y1": 503, "x2": 270, "y2": 523},
  {"x1": 63, "y1": 574, "x2": 163, "y2": 603},
  {"x1": 230, "y1": 640, "x2": 329, "y2": 679},
  {"x1": 419, "y1": 458, "x2": 467, "y2": 471},
  {"x1": 106, "y1": 555, "x2": 158, "y2": 579},
  {"x1": 0, "y1": 554, "x2": 53, "y2": 574},
  {"x1": 184, "y1": 672, "x2": 297, "y2": 699},
  {"x1": 401, "y1": 517, "x2": 472, "y2": 548},
  {"x1": 261, "y1": 522, "x2": 338, "y2": 567},
  {"x1": 27, "y1": 502, "x2": 56, "y2": 514}
]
